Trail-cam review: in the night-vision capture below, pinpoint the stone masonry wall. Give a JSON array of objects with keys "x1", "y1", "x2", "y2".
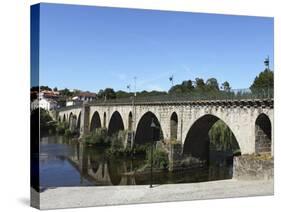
[
  {"x1": 233, "y1": 155, "x2": 273, "y2": 180},
  {"x1": 255, "y1": 125, "x2": 272, "y2": 153}
]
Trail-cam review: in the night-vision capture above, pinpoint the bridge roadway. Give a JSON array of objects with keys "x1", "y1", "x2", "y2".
[{"x1": 55, "y1": 97, "x2": 274, "y2": 165}]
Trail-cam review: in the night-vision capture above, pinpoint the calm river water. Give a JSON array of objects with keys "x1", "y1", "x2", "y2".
[{"x1": 40, "y1": 136, "x2": 233, "y2": 188}]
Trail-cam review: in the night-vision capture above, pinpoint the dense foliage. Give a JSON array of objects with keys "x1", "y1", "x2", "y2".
[
  {"x1": 146, "y1": 148, "x2": 169, "y2": 169},
  {"x1": 169, "y1": 77, "x2": 230, "y2": 94},
  {"x1": 39, "y1": 108, "x2": 56, "y2": 135},
  {"x1": 209, "y1": 120, "x2": 240, "y2": 153},
  {"x1": 250, "y1": 69, "x2": 274, "y2": 91},
  {"x1": 84, "y1": 128, "x2": 110, "y2": 146}
]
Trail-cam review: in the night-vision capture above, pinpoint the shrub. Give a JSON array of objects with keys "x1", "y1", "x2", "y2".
[
  {"x1": 64, "y1": 129, "x2": 72, "y2": 137},
  {"x1": 146, "y1": 148, "x2": 169, "y2": 169},
  {"x1": 84, "y1": 128, "x2": 109, "y2": 146},
  {"x1": 110, "y1": 131, "x2": 126, "y2": 150},
  {"x1": 56, "y1": 122, "x2": 67, "y2": 135},
  {"x1": 106, "y1": 147, "x2": 132, "y2": 158},
  {"x1": 39, "y1": 108, "x2": 56, "y2": 135},
  {"x1": 180, "y1": 155, "x2": 204, "y2": 167},
  {"x1": 105, "y1": 131, "x2": 131, "y2": 157}
]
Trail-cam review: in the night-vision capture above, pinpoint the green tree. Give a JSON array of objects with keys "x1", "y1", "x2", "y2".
[
  {"x1": 169, "y1": 79, "x2": 196, "y2": 94},
  {"x1": 182, "y1": 80, "x2": 194, "y2": 91},
  {"x1": 98, "y1": 88, "x2": 116, "y2": 99},
  {"x1": 40, "y1": 85, "x2": 52, "y2": 91},
  {"x1": 116, "y1": 90, "x2": 132, "y2": 98},
  {"x1": 221, "y1": 81, "x2": 231, "y2": 92},
  {"x1": 169, "y1": 84, "x2": 184, "y2": 94},
  {"x1": 40, "y1": 108, "x2": 55, "y2": 135},
  {"x1": 209, "y1": 120, "x2": 240, "y2": 152},
  {"x1": 97, "y1": 89, "x2": 104, "y2": 99},
  {"x1": 59, "y1": 88, "x2": 73, "y2": 97},
  {"x1": 195, "y1": 78, "x2": 205, "y2": 91},
  {"x1": 206, "y1": 78, "x2": 219, "y2": 91},
  {"x1": 250, "y1": 69, "x2": 274, "y2": 91}
]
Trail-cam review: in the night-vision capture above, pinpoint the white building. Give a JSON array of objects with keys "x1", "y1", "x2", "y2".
[
  {"x1": 66, "y1": 100, "x2": 76, "y2": 106},
  {"x1": 31, "y1": 99, "x2": 39, "y2": 111},
  {"x1": 31, "y1": 98, "x2": 57, "y2": 111},
  {"x1": 73, "y1": 92, "x2": 97, "y2": 102}
]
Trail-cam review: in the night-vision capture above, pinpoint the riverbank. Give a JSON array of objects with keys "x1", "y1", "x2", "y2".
[{"x1": 36, "y1": 179, "x2": 273, "y2": 209}]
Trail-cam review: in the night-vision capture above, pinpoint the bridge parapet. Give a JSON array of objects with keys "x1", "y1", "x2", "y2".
[
  {"x1": 56, "y1": 98, "x2": 273, "y2": 111},
  {"x1": 56, "y1": 88, "x2": 273, "y2": 111}
]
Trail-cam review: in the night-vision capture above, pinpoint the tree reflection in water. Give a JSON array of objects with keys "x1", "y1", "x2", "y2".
[{"x1": 40, "y1": 136, "x2": 233, "y2": 187}]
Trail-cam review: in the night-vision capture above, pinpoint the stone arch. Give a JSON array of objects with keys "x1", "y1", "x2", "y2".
[
  {"x1": 255, "y1": 113, "x2": 272, "y2": 153},
  {"x1": 90, "y1": 111, "x2": 102, "y2": 132},
  {"x1": 134, "y1": 111, "x2": 163, "y2": 146},
  {"x1": 108, "y1": 111, "x2": 124, "y2": 136},
  {"x1": 170, "y1": 112, "x2": 178, "y2": 141},
  {"x1": 183, "y1": 114, "x2": 240, "y2": 162},
  {"x1": 62, "y1": 114, "x2": 66, "y2": 122},
  {"x1": 103, "y1": 112, "x2": 106, "y2": 128},
  {"x1": 128, "y1": 112, "x2": 133, "y2": 131}
]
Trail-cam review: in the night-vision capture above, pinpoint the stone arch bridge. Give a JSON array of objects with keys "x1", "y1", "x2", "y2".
[{"x1": 55, "y1": 98, "x2": 273, "y2": 165}]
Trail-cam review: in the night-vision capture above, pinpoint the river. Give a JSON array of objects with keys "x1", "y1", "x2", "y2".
[{"x1": 39, "y1": 136, "x2": 233, "y2": 188}]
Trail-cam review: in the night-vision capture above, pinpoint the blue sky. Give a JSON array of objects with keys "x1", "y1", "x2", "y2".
[{"x1": 37, "y1": 3, "x2": 274, "y2": 92}]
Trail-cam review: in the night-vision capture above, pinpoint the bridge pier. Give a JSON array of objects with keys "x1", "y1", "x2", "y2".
[
  {"x1": 69, "y1": 115, "x2": 77, "y2": 133},
  {"x1": 168, "y1": 143, "x2": 183, "y2": 171},
  {"x1": 79, "y1": 103, "x2": 90, "y2": 138}
]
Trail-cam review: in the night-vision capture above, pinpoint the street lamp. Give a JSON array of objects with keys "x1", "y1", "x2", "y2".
[
  {"x1": 169, "y1": 75, "x2": 174, "y2": 87},
  {"x1": 134, "y1": 76, "x2": 137, "y2": 97},
  {"x1": 264, "y1": 56, "x2": 271, "y2": 98},
  {"x1": 150, "y1": 118, "x2": 157, "y2": 188},
  {"x1": 264, "y1": 56, "x2": 270, "y2": 71}
]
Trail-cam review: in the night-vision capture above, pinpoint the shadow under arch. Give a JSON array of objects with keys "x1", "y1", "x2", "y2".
[
  {"x1": 134, "y1": 111, "x2": 163, "y2": 146},
  {"x1": 90, "y1": 111, "x2": 102, "y2": 132},
  {"x1": 62, "y1": 114, "x2": 66, "y2": 122},
  {"x1": 255, "y1": 113, "x2": 272, "y2": 153},
  {"x1": 183, "y1": 114, "x2": 240, "y2": 162},
  {"x1": 108, "y1": 111, "x2": 124, "y2": 136},
  {"x1": 68, "y1": 112, "x2": 73, "y2": 123},
  {"x1": 103, "y1": 112, "x2": 106, "y2": 128},
  {"x1": 77, "y1": 112, "x2": 81, "y2": 130},
  {"x1": 128, "y1": 111, "x2": 133, "y2": 131}
]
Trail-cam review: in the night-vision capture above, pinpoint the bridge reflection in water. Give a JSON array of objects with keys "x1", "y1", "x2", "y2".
[{"x1": 40, "y1": 136, "x2": 233, "y2": 188}]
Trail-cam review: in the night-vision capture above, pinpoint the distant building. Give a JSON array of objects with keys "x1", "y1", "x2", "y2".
[
  {"x1": 39, "y1": 90, "x2": 60, "y2": 99},
  {"x1": 30, "y1": 99, "x2": 39, "y2": 111},
  {"x1": 31, "y1": 97, "x2": 57, "y2": 111},
  {"x1": 40, "y1": 98, "x2": 57, "y2": 110},
  {"x1": 73, "y1": 92, "x2": 97, "y2": 102},
  {"x1": 66, "y1": 100, "x2": 77, "y2": 107}
]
